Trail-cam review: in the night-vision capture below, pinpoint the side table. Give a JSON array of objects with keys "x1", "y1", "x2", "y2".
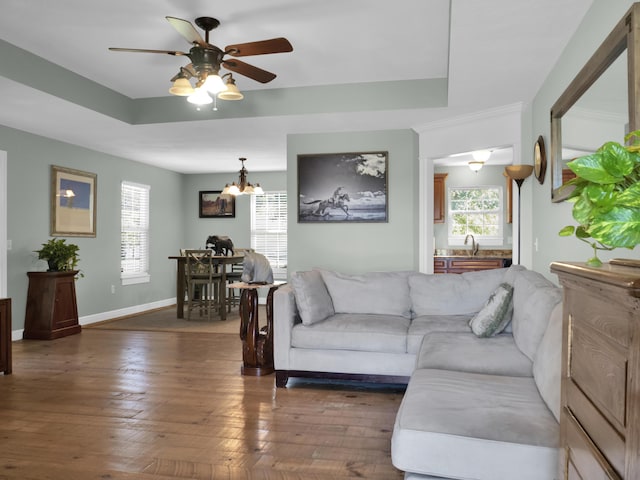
[{"x1": 229, "y1": 282, "x2": 280, "y2": 376}]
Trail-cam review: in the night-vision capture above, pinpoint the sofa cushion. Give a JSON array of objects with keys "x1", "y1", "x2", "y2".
[
  {"x1": 406, "y1": 314, "x2": 472, "y2": 354},
  {"x1": 392, "y1": 369, "x2": 559, "y2": 480},
  {"x1": 290, "y1": 270, "x2": 334, "y2": 326},
  {"x1": 291, "y1": 313, "x2": 409, "y2": 353},
  {"x1": 533, "y1": 302, "x2": 563, "y2": 422},
  {"x1": 469, "y1": 283, "x2": 514, "y2": 337},
  {"x1": 512, "y1": 270, "x2": 562, "y2": 361},
  {"x1": 409, "y1": 268, "x2": 508, "y2": 317},
  {"x1": 320, "y1": 270, "x2": 412, "y2": 318},
  {"x1": 416, "y1": 332, "x2": 533, "y2": 377}
]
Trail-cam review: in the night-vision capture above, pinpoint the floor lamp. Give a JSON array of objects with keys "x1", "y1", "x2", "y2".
[{"x1": 505, "y1": 165, "x2": 534, "y2": 265}]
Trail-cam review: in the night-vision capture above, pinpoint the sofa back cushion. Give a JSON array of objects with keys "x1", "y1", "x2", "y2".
[
  {"x1": 409, "y1": 268, "x2": 509, "y2": 317},
  {"x1": 320, "y1": 270, "x2": 412, "y2": 318},
  {"x1": 512, "y1": 270, "x2": 562, "y2": 361},
  {"x1": 533, "y1": 302, "x2": 563, "y2": 422},
  {"x1": 291, "y1": 270, "x2": 334, "y2": 326}
]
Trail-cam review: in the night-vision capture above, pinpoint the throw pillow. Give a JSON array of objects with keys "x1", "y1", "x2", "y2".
[
  {"x1": 469, "y1": 283, "x2": 514, "y2": 337},
  {"x1": 290, "y1": 270, "x2": 334, "y2": 326}
]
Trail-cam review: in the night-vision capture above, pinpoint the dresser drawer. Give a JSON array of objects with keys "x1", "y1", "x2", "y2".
[
  {"x1": 567, "y1": 380, "x2": 625, "y2": 476},
  {"x1": 566, "y1": 411, "x2": 621, "y2": 480},
  {"x1": 569, "y1": 320, "x2": 627, "y2": 432}
]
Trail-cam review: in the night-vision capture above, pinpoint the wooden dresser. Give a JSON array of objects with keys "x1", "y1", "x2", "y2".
[{"x1": 551, "y1": 261, "x2": 640, "y2": 480}]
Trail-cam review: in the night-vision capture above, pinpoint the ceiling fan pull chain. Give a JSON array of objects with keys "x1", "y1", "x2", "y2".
[{"x1": 213, "y1": 95, "x2": 218, "y2": 111}]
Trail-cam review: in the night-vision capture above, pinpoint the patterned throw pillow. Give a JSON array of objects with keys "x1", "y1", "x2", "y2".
[{"x1": 469, "y1": 283, "x2": 514, "y2": 337}]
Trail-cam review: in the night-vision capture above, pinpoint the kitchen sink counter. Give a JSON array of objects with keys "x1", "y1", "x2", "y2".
[{"x1": 433, "y1": 250, "x2": 512, "y2": 274}]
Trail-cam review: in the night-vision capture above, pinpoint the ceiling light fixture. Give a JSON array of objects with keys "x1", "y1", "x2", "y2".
[
  {"x1": 468, "y1": 150, "x2": 491, "y2": 172},
  {"x1": 222, "y1": 158, "x2": 264, "y2": 196},
  {"x1": 172, "y1": 70, "x2": 244, "y2": 108}
]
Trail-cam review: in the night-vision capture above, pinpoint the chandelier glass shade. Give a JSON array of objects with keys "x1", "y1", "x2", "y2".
[
  {"x1": 468, "y1": 150, "x2": 492, "y2": 172},
  {"x1": 171, "y1": 70, "x2": 243, "y2": 106},
  {"x1": 222, "y1": 158, "x2": 264, "y2": 196}
]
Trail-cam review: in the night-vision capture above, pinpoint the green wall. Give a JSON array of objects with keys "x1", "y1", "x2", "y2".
[
  {"x1": 2, "y1": 125, "x2": 183, "y2": 331},
  {"x1": 287, "y1": 129, "x2": 419, "y2": 275},
  {"x1": 529, "y1": 0, "x2": 640, "y2": 277}
]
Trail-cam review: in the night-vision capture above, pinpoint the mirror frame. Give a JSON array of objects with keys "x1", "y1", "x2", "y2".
[{"x1": 550, "y1": 3, "x2": 640, "y2": 202}]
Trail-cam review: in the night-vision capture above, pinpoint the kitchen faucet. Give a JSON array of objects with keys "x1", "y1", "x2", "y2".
[{"x1": 464, "y1": 234, "x2": 479, "y2": 256}]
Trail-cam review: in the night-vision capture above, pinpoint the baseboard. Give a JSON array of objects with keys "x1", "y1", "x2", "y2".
[
  {"x1": 11, "y1": 298, "x2": 177, "y2": 341},
  {"x1": 79, "y1": 298, "x2": 176, "y2": 326}
]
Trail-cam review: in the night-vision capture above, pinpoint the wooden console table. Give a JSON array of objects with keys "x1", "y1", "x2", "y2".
[
  {"x1": 229, "y1": 282, "x2": 280, "y2": 376},
  {"x1": 24, "y1": 271, "x2": 81, "y2": 340},
  {"x1": 551, "y1": 261, "x2": 640, "y2": 480},
  {"x1": 0, "y1": 298, "x2": 11, "y2": 374}
]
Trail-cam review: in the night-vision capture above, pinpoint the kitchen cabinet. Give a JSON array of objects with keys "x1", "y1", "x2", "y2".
[
  {"x1": 434, "y1": 173, "x2": 447, "y2": 223},
  {"x1": 434, "y1": 257, "x2": 511, "y2": 274}
]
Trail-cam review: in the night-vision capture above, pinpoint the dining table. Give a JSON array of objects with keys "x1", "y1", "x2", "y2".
[{"x1": 168, "y1": 254, "x2": 244, "y2": 320}]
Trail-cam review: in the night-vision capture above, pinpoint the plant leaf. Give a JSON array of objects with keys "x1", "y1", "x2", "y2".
[
  {"x1": 616, "y1": 183, "x2": 640, "y2": 208},
  {"x1": 568, "y1": 143, "x2": 632, "y2": 184},
  {"x1": 588, "y1": 207, "x2": 640, "y2": 248},
  {"x1": 558, "y1": 225, "x2": 575, "y2": 237}
]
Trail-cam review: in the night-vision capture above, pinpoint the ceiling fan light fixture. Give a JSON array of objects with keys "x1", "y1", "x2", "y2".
[
  {"x1": 203, "y1": 73, "x2": 227, "y2": 94},
  {"x1": 217, "y1": 76, "x2": 243, "y2": 101},
  {"x1": 169, "y1": 77, "x2": 195, "y2": 96},
  {"x1": 187, "y1": 87, "x2": 213, "y2": 105}
]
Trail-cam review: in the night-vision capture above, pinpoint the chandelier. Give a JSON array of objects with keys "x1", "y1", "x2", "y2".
[{"x1": 222, "y1": 158, "x2": 264, "y2": 195}]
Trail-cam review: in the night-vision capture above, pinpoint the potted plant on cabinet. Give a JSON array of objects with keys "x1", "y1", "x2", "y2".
[
  {"x1": 34, "y1": 238, "x2": 81, "y2": 273},
  {"x1": 559, "y1": 130, "x2": 640, "y2": 266}
]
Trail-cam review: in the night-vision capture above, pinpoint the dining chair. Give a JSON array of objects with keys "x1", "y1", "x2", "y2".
[
  {"x1": 184, "y1": 249, "x2": 222, "y2": 321},
  {"x1": 225, "y1": 248, "x2": 254, "y2": 311}
]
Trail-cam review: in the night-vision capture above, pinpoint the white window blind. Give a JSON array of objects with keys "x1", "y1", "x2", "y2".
[
  {"x1": 121, "y1": 181, "x2": 150, "y2": 284},
  {"x1": 447, "y1": 186, "x2": 503, "y2": 246},
  {"x1": 251, "y1": 191, "x2": 287, "y2": 280}
]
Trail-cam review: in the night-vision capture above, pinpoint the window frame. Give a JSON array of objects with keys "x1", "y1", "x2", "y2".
[
  {"x1": 251, "y1": 191, "x2": 287, "y2": 281},
  {"x1": 120, "y1": 181, "x2": 150, "y2": 285},
  {"x1": 447, "y1": 185, "x2": 504, "y2": 246}
]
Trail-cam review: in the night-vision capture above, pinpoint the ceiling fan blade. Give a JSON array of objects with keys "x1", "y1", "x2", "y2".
[
  {"x1": 222, "y1": 59, "x2": 277, "y2": 83},
  {"x1": 166, "y1": 16, "x2": 207, "y2": 47},
  {"x1": 225, "y1": 37, "x2": 293, "y2": 57},
  {"x1": 109, "y1": 47, "x2": 188, "y2": 56}
]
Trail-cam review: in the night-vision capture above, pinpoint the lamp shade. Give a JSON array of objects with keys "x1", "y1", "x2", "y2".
[
  {"x1": 187, "y1": 87, "x2": 213, "y2": 105},
  {"x1": 203, "y1": 74, "x2": 227, "y2": 94},
  {"x1": 505, "y1": 164, "x2": 534, "y2": 180},
  {"x1": 218, "y1": 82, "x2": 244, "y2": 100},
  {"x1": 468, "y1": 161, "x2": 484, "y2": 172},
  {"x1": 169, "y1": 77, "x2": 194, "y2": 96}
]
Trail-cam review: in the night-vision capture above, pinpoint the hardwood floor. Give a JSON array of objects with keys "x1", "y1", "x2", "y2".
[{"x1": 0, "y1": 329, "x2": 405, "y2": 479}]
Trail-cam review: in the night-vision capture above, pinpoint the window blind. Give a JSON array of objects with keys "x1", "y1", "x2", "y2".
[
  {"x1": 251, "y1": 191, "x2": 287, "y2": 280},
  {"x1": 121, "y1": 181, "x2": 150, "y2": 284}
]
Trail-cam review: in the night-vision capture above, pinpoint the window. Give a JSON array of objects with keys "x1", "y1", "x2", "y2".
[
  {"x1": 121, "y1": 181, "x2": 150, "y2": 285},
  {"x1": 448, "y1": 186, "x2": 503, "y2": 246},
  {"x1": 251, "y1": 191, "x2": 287, "y2": 280}
]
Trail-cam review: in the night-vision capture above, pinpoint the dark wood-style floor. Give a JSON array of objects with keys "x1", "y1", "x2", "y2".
[{"x1": 0, "y1": 327, "x2": 405, "y2": 479}]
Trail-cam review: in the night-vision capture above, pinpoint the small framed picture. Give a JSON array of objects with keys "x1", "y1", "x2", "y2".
[
  {"x1": 199, "y1": 190, "x2": 235, "y2": 218},
  {"x1": 50, "y1": 165, "x2": 97, "y2": 237}
]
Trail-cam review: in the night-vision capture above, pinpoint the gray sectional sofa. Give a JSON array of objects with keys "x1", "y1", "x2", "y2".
[{"x1": 273, "y1": 266, "x2": 563, "y2": 479}]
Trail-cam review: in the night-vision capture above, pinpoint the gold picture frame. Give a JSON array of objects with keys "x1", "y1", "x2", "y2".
[{"x1": 50, "y1": 165, "x2": 97, "y2": 237}]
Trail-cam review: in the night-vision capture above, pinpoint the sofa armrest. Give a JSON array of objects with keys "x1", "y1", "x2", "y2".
[{"x1": 273, "y1": 284, "x2": 300, "y2": 370}]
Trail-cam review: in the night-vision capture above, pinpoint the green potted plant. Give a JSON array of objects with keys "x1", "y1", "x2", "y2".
[
  {"x1": 559, "y1": 130, "x2": 640, "y2": 266},
  {"x1": 35, "y1": 238, "x2": 81, "y2": 273}
]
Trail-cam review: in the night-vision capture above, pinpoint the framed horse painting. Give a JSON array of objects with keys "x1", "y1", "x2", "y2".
[
  {"x1": 199, "y1": 190, "x2": 235, "y2": 218},
  {"x1": 297, "y1": 151, "x2": 389, "y2": 223}
]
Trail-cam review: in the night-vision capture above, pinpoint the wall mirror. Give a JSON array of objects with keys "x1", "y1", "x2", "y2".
[{"x1": 550, "y1": 3, "x2": 640, "y2": 202}]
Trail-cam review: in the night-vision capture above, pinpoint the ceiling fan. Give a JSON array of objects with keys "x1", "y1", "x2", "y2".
[{"x1": 109, "y1": 16, "x2": 293, "y2": 104}]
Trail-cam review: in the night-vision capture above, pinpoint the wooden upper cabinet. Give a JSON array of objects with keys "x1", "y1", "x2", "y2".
[{"x1": 434, "y1": 173, "x2": 447, "y2": 224}]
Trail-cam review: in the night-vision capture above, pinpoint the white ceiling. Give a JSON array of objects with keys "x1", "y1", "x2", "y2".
[{"x1": 0, "y1": 0, "x2": 594, "y2": 173}]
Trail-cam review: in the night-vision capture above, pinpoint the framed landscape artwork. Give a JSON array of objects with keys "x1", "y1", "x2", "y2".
[
  {"x1": 50, "y1": 165, "x2": 97, "y2": 237},
  {"x1": 199, "y1": 190, "x2": 235, "y2": 218},
  {"x1": 297, "y1": 151, "x2": 388, "y2": 223}
]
